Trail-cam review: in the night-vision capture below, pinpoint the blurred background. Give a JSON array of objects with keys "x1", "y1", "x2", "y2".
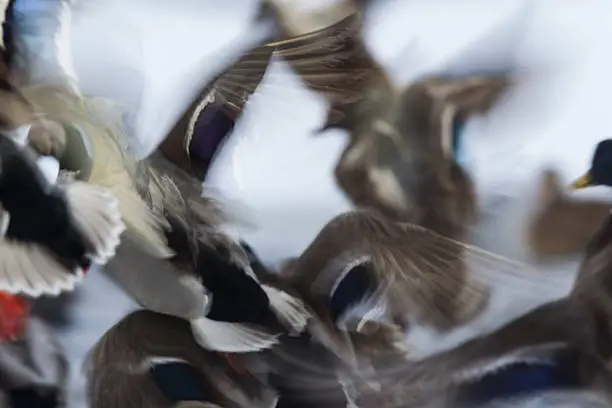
[{"x1": 25, "y1": 0, "x2": 612, "y2": 406}]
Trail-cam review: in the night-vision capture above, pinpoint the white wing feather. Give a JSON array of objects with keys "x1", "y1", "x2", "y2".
[
  {"x1": 63, "y1": 181, "x2": 125, "y2": 264},
  {"x1": 0, "y1": 240, "x2": 84, "y2": 297}
]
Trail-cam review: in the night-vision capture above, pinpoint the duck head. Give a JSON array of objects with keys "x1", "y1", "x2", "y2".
[{"x1": 572, "y1": 139, "x2": 612, "y2": 189}]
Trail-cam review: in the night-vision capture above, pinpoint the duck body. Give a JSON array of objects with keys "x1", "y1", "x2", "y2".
[{"x1": 87, "y1": 309, "x2": 279, "y2": 408}]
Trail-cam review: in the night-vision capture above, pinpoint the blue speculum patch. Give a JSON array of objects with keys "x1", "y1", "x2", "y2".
[
  {"x1": 457, "y1": 361, "x2": 582, "y2": 405},
  {"x1": 452, "y1": 119, "x2": 466, "y2": 163}
]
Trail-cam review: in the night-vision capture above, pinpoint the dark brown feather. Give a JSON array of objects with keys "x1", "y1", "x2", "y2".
[{"x1": 278, "y1": 210, "x2": 560, "y2": 369}]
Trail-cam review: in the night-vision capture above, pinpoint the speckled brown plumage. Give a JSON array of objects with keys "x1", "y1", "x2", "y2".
[{"x1": 86, "y1": 309, "x2": 278, "y2": 408}]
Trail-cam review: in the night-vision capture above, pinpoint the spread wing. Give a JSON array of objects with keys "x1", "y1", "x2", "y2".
[
  {"x1": 202, "y1": 12, "x2": 378, "y2": 131},
  {"x1": 302, "y1": 211, "x2": 565, "y2": 329},
  {"x1": 275, "y1": 12, "x2": 391, "y2": 131},
  {"x1": 0, "y1": 240, "x2": 84, "y2": 297}
]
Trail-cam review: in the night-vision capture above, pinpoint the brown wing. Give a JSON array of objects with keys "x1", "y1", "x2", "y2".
[
  {"x1": 299, "y1": 211, "x2": 562, "y2": 329},
  {"x1": 158, "y1": 38, "x2": 274, "y2": 179},
  {"x1": 418, "y1": 75, "x2": 511, "y2": 119},
  {"x1": 206, "y1": 12, "x2": 374, "y2": 126},
  {"x1": 159, "y1": 12, "x2": 375, "y2": 180},
  {"x1": 263, "y1": 11, "x2": 386, "y2": 130}
]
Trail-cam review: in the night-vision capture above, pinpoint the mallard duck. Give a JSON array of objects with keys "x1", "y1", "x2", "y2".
[
  {"x1": 86, "y1": 309, "x2": 279, "y2": 408},
  {"x1": 322, "y1": 73, "x2": 506, "y2": 237},
  {"x1": 0, "y1": 315, "x2": 68, "y2": 408},
  {"x1": 528, "y1": 169, "x2": 611, "y2": 260},
  {"x1": 275, "y1": 209, "x2": 556, "y2": 368},
  {"x1": 261, "y1": 5, "x2": 509, "y2": 237},
  {"x1": 98, "y1": 151, "x2": 311, "y2": 354},
  {"x1": 3, "y1": 11, "x2": 311, "y2": 353},
  {"x1": 345, "y1": 140, "x2": 612, "y2": 406},
  {"x1": 353, "y1": 290, "x2": 612, "y2": 407},
  {"x1": 259, "y1": 0, "x2": 358, "y2": 37}
]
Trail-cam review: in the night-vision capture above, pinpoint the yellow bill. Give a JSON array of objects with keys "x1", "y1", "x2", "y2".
[{"x1": 570, "y1": 173, "x2": 592, "y2": 189}]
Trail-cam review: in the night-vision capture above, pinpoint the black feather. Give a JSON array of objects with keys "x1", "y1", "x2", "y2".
[
  {"x1": 8, "y1": 386, "x2": 60, "y2": 408},
  {"x1": 195, "y1": 243, "x2": 277, "y2": 326},
  {"x1": 0, "y1": 136, "x2": 89, "y2": 271},
  {"x1": 164, "y1": 215, "x2": 278, "y2": 327},
  {"x1": 590, "y1": 139, "x2": 612, "y2": 186}
]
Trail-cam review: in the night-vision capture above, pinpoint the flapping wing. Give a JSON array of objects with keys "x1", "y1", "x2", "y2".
[
  {"x1": 0, "y1": 240, "x2": 84, "y2": 297},
  {"x1": 314, "y1": 211, "x2": 563, "y2": 328},
  {"x1": 420, "y1": 75, "x2": 511, "y2": 119},
  {"x1": 398, "y1": 75, "x2": 511, "y2": 165},
  {"x1": 272, "y1": 13, "x2": 372, "y2": 103},
  {"x1": 212, "y1": 12, "x2": 379, "y2": 130}
]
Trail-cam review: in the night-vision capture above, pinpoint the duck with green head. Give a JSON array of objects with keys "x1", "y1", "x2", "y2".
[{"x1": 572, "y1": 140, "x2": 612, "y2": 190}]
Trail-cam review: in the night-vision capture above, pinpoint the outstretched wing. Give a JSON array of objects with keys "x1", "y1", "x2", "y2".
[
  {"x1": 204, "y1": 11, "x2": 378, "y2": 133},
  {"x1": 271, "y1": 11, "x2": 390, "y2": 131},
  {"x1": 158, "y1": 11, "x2": 381, "y2": 181},
  {"x1": 299, "y1": 210, "x2": 565, "y2": 330},
  {"x1": 271, "y1": 12, "x2": 373, "y2": 105}
]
